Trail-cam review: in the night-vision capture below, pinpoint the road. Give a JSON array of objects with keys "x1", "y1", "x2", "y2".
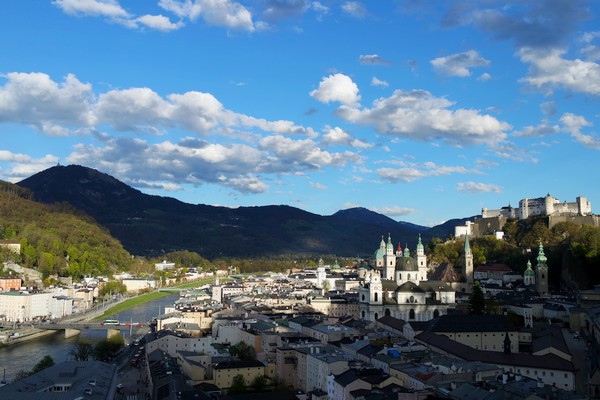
[{"x1": 563, "y1": 327, "x2": 589, "y2": 395}]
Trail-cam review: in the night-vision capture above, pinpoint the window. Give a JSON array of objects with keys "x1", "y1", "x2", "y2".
[
  {"x1": 409, "y1": 309, "x2": 415, "y2": 320},
  {"x1": 374, "y1": 292, "x2": 378, "y2": 302}
]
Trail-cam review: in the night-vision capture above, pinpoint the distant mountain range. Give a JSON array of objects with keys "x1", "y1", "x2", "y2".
[{"x1": 17, "y1": 165, "x2": 475, "y2": 258}]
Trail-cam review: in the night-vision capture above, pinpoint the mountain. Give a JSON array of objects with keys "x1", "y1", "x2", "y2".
[{"x1": 17, "y1": 165, "x2": 458, "y2": 258}]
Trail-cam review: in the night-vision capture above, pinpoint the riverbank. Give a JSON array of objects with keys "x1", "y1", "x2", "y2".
[{"x1": 92, "y1": 278, "x2": 215, "y2": 322}]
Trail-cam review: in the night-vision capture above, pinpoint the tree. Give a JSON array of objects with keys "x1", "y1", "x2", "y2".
[
  {"x1": 228, "y1": 374, "x2": 247, "y2": 394},
  {"x1": 93, "y1": 334, "x2": 124, "y2": 362},
  {"x1": 250, "y1": 375, "x2": 268, "y2": 392},
  {"x1": 69, "y1": 341, "x2": 94, "y2": 361},
  {"x1": 32, "y1": 355, "x2": 55, "y2": 373},
  {"x1": 468, "y1": 282, "x2": 485, "y2": 315},
  {"x1": 229, "y1": 341, "x2": 256, "y2": 361}
]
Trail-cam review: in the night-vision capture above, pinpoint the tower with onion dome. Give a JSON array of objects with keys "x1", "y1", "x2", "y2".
[{"x1": 535, "y1": 241, "x2": 549, "y2": 296}]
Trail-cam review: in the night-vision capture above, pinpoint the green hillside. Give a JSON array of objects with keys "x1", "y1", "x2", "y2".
[{"x1": 0, "y1": 181, "x2": 133, "y2": 278}]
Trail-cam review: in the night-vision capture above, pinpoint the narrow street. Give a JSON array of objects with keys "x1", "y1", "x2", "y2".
[{"x1": 563, "y1": 327, "x2": 589, "y2": 395}]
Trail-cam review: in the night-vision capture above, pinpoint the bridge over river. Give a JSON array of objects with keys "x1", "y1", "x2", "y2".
[{"x1": 33, "y1": 322, "x2": 146, "y2": 339}]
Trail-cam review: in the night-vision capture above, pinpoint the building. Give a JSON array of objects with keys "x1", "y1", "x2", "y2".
[
  {"x1": 0, "y1": 361, "x2": 118, "y2": 399},
  {"x1": 0, "y1": 291, "x2": 57, "y2": 322},
  {"x1": 155, "y1": 260, "x2": 176, "y2": 271},
  {"x1": 0, "y1": 277, "x2": 22, "y2": 292},
  {"x1": 213, "y1": 360, "x2": 265, "y2": 389},
  {"x1": 482, "y1": 194, "x2": 592, "y2": 220},
  {"x1": 358, "y1": 235, "x2": 456, "y2": 322}
]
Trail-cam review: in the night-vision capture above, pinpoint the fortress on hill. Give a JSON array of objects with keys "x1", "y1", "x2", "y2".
[{"x1": 456, "y1": 194, "x2": 599, "y2": 238}]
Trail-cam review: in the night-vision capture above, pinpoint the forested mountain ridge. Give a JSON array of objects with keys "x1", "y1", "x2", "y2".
[
  {"x1": 18, "y1": 165, "x2": 460, "y2": 258},
  {"x1": 0, "y1": 180, "x2": 133, "y2": 278}
]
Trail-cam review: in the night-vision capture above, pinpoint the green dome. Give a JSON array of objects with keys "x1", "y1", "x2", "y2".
[
  {"x1": 374, "y1": 248, "x2": 384, "y2": 259},
  {"x1": 524, "y1": 260, "x2": 535, "y2": 276}
]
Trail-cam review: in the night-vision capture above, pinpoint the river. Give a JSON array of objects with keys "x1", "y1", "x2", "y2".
[{"x1": 0, "y1": 292, "x2": 179, "y2": 383}]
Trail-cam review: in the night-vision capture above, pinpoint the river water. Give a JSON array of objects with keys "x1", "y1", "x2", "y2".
[{"x1": 0, "y1": 293, "x2": 179, "y2": 383}]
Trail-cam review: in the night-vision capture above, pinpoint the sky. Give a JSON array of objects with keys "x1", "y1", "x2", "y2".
[{"x1": 1, "y1": 1, "x2": 600, "y2": 227}]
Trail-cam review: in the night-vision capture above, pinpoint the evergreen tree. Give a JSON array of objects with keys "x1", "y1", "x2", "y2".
[{"x1": 468, "y1": 282, "x2": 485, "y2": 315}]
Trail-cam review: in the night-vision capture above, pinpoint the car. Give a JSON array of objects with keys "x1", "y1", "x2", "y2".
[{"x1": 116, "y1": 384, "x2": 124, "y2": 389}]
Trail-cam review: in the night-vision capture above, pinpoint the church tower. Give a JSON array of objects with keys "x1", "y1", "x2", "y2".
[
  {"x1": 384, "y1": 234, "x2": 396, "y2": 280},
  {"x1": 462, "y1": 234, "x2": 474, "y2": 285},
  {"x1": 369, "y1": 270, "x2": 383, "y2": 306},
  {"x1": 416, "y1": 234, "x2": 428, "y2": 281},
  {"x1": 523, "y1": 260, "x2": 535, "y2": 286},
  {"x1": 535, "y1": 241, "x2": 549, "y2": 296}
]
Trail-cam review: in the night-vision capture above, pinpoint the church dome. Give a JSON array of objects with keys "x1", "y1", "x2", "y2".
[
  {"x1": 524, "y1": 260, "x2": 535, "y2": 276},
  {"x1": 396, "y1": 254, "x2": 418, "y2": 271},
  {"x1": 374, "y1": 248, "x2": 384, "y2": 259}
]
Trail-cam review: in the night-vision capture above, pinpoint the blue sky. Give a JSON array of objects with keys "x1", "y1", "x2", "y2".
[{"x1": 1, "y1": 1, "x2": 599, "y2": 227}]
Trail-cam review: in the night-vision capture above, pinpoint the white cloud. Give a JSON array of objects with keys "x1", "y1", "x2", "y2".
[
  {"x1": 0, "y1": 151, "x2": 59, "y2": 182},
  {"x1": 371, "y1": 77, "x2": 389, "y2": 87},
  {"x1": 341, "y1": 1, "x2": 366, "y2": 18},
  {"x1": 371, "y1": 206, "x2": 415, "y2": 217},
  {"x1": 478, "y1": 72, "x2": 491, "y2": 81},
  {"x1": 55, "y1": 0, "x2": 254, "y2": 32},
  {"x1": 430, "y1": 50, "x2": 490, "y2": 77},
  {"x1": 310, "y1": 73, "x2": 361, "y2": 106},
  {"x1": 359, "y1": 54, "x2": 390, "y2": 66},
  {"x1": 0, "y1": 72, "x2": 95, "y2": 135},
  {"x1": 259, "y1": 135, "x2": 360, "y2": 169},
  {"x1": 0, "y1": 71, "x2": 317, "y2": 141},
  {"x1": 53, "y1": 0, "x2": 129, "y2": 19},
  {"x1": 136, "y1": 14, "x2": 184, "y2": 31},
  {"x1": 560, "y1": 112, "x2": 600, "y2": 150},
  {"x1": 335, "y1": 88, "x2": 509, "y2": 147},
  {"x1": 512, "y1": 122, "x2": 560, "y2": 138},
  {"x1": 519, "y1": 47, "x2": 600, "y2": 95},
  {"x1": 456, "y1": 181, "x2": 502, "y2": 193},
  {"x1": 377, "y1": 161, "x2": 481, "y2": 183},
  {"x1": 321, "y1": 126, "x2": 372, "y2": 148}
]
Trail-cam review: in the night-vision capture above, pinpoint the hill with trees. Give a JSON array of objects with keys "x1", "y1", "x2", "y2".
[{"x1": 0, "y1": 181, "x2": 133, "y2": 279}]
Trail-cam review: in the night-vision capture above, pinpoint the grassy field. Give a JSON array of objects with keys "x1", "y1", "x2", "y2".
[{"x1": 92, "y1": 278, "x2": 218, "y2": 321}]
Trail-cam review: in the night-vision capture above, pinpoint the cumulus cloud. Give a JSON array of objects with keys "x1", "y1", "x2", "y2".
[
  {"x1": 561, "y1": 112, "x2": 600, "y2": 150},
  {"x1": 377, "y1": 161, "x2": 481, "y2": 183},
  {"x1": 54, "y1": 0, "x2": 254, "y2": 32},
  {"x1": 341, "y1": 1, "x2": 366, "y2": 19},
  {"x1": 259, "y1": 135, "x2": 361, "y2": 170},
  {"x1": 321, "y1": 126, "x2": 372, "y2": 148},
  {"x1": 478, "y1": 73, "x2": 491, "y2": 81},
  {"x1": 0, "y1": 72, "x2": 95, "y2": 135},
  {"x1": 333, "y1": 86, "x2": 509, "y2": 147},
  {"x1": 310, "y1": 73, "x2": 361, "y2": 106},
  {"x1": 371, "y1": 77, "x2": 389, "y2": 87},
  {"x1": 359, "y1": 54, "x2": 390, "y2": 66},
  {"x1": 519, "y1": 47, "x2": 600, "y2": 95},
  {"x1": 456, "y1": 181, "x2": 502, "y2": 193},
  {"x1": 0, "y1": 72, "x2": 314, "y2": 138},
  {"x1": 431, "y1": 50, "x2": 490, "y2": 77},
  {"x1": 371, "y1": 206, "x2": 415, "y2": 217}
]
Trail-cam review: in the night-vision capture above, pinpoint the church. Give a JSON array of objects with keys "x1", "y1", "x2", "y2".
[{"x1": 358, "y1": 235, "x2": 457, "y2": 322}]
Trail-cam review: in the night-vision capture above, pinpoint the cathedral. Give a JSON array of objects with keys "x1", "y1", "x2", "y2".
[{"x1": 358, "y1": 235, "x2": 457, "y2": 322}]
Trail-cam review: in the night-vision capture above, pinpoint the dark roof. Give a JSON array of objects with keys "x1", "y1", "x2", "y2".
[
  {"x1": 415, "y1": 331, "x2": 576, "y2": 371},
  {"x1": 334, "y1": 368, "x2": 389, "y2": 387},
  {"x1": 427, "y1": 314, "x2": 518, "y2": 333},
  {"x1": 377, "y1": 315, "x2": 406, "y2": 331},
  {"x1": 394, "y1": 281, "x2": 425, "y2": 293},
  {"x1": 214, "y1": 360, "x2": 265, "y2": 369},
  {"x1": 357, "y1": 344, "x2": 384, "y2": 357}
]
